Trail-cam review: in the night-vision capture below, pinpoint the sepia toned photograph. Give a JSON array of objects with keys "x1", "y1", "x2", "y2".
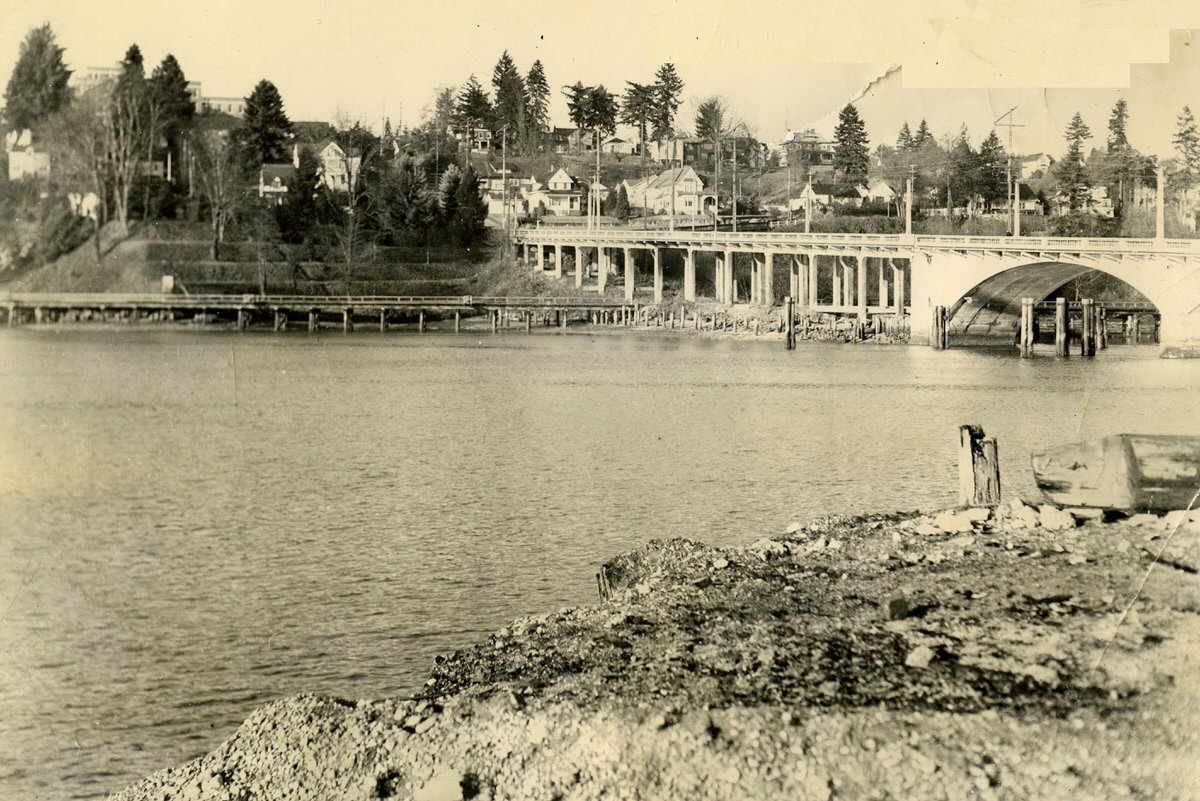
[{"x1": 1, "y1": 1, "x2": 1198, "y2": 798}]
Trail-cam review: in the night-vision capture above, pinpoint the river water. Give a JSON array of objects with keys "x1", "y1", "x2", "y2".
[{"x1": 1, "y1": 325, "x2": 1197, "y2": 800}]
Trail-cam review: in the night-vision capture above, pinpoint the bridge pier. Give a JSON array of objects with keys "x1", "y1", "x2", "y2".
[
  {"x1": 554, "y1": 245, "x2": 563, "y2": 279},
  {"x1": 832, "y1": 258, "x2": 843, "y2": 308},
  {"x1": 624, "y1": 248, "x2": 635, "y2": 302},
  {"x1": 724, "y1": 250, "x2": 734, "y2": 304},
  {"x1": 764, "y1": 252, "x2": 775, "y2": 306},
  {"x1": 275, "y1": 309, "x2": 288, "y2": 332},
  {"x1": 1055, "y1": 298, "x2": 1069, "y2": 356},
  {"x1": 684, "y1": 249, "x2": 696, "y2": 302},
  {"x1": 856, "y1": 254, "x2": 868, "y2": 321},
  {"x1": 308, "y1": 309, "x2": 318, "y2": 332},
  {"x1": 653, "y1": 248, "x2": 663, "y2": 305},
  {"x1": 537, "y1": 244, "x2": 545, "y2": 273},
  {"x1": 575, "y1": 246, "x2": 583, "y2": 288},
  {"x1": 808, "y1": 254, "x2": 819, "y2": 308},
  {"x1": 598, "y1": 248, "x2": 609, "y2": 294}
]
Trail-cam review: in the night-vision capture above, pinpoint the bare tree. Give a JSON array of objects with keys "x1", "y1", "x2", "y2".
[
  {"x1": 44, "y1": 84, "x2": 110, "y2": 262},
  {"x1": 191, "y1": 129, "x2": 246, "y2": 259}
]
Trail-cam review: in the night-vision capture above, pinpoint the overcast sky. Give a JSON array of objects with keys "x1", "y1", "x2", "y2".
[{"x1": 2, "y1": 0, "x2": 1199, "y2": 158}]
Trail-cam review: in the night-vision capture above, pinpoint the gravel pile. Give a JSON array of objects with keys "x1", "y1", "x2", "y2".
[{"x1": 110, "y1": 502, "x2": 1200, "y2": 800}]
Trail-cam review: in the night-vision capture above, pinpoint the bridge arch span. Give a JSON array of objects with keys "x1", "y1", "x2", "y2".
[{"x1": 910, "y1": 250, "x2": 1200, "y2": 349}]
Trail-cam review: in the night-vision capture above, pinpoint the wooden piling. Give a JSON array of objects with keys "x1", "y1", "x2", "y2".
[
  {"x1": 958, "y1": 424, "x2": 1001, "y2": 507},
  {"x1": 379, "y1": 310, "x2": 387, "y2": 333},
  {"x1": 276, "y1": 310, "x2": 288, "y2": 332},
  {"x1": 342, "y1": 308, "x2": 353, "y2": 333},
  {"x1": 1098, "y1": 307, "x2": 1108, "y2": 349},
  {"x1": 454, "y1": 311, "x2": 461, "y2": 333},
  {"x1": 1081, "y1": 299, "x2": 1095, "y2": 356},
  {"x1": 526, "y1": 312, "x2": 532, "y2": 333},
  {"x1": 418, "y1": 310, "x2": 425, "y2": 333},
  {"x1": 491, "y1": 310, "x2": 498, "y2": 333},
  {"x1": 931, "y1": 306, "x2": 947, "y2": 350},
  {"x1": 1019, "y1": 298, "x2": 1034, "y2": 357},
  {"x1": 785, "y1": 296, "x2": 796, "y2": 349},
  {"x1": 1055, "y1": 297, "x2": 1068, "y2": 357},
  {"x1": 308, "y1": 309, "x2": 318, "y2": 332}
]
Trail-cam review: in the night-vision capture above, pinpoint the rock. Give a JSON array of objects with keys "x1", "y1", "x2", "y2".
[
  {"x1": 946, "y1": 535, "x2": 975, "y2": 550},
  {"x1": 1126, "y1": 513, "x2": 1160, "y2": 527},
  {"x1": 934, "y1": 511, "x2": 974, "y2": 533},
  {"x1": 712, "y1": 557, "x2": 729, "y2": 570},
  {"x1": 1067, "y1": 554, "x2": 1088, "y2": 565},
  {"x1": 883, "y1": 595, "x2": 913, "y2": 621},
  {"x1": 963, "y1": 507, "x2": 991, "y2": 522},
  {"x1": 1067, "y1": 507, "x2": 1103, "y2": 520},
  {"x1": 1010, "y1": 498, "x2": 1041, "y2": 529},
  {"x1": 716, "y1": 765, "x2": 741, "y2": 783},
  {"x1": 786, "y1": 521, "x2": 805, "y2": 535},
  {"x1": 415, "y1": 716, "x2": 437, "y2": 734},
  {"x1": 905, "y1": 645, "x2": 936, "y2": 668},
  {"x1": 1038, "y1": 506, "x2": 1076, "y2": 531},
  {"x1": 914, "y1": 523, "x2": 942, "y2": 536},
  {"x1": 750, "y1": 538, "x2": 789, "y2": 561},
  {"x1": 414, "y1": 768, "x2": 463, "y2": 801}
]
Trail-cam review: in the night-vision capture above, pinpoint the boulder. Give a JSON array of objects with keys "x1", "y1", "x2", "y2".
[{"x1": 1038, "y1": 506, "x2": 1076, "y2": 531}]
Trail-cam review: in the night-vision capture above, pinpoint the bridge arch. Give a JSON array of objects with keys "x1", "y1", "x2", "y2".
[{"x1": 910, "y1": 250, "x2": 1200, "y2": 349}]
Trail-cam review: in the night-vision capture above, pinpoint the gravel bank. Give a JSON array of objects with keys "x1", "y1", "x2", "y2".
[{"x1": 109, "y1": 502, "x2": 1200, "y2": 801}]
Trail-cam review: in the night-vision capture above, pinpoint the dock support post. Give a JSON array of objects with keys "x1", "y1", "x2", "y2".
[
  {"x1": 455, "y1": 311, "x2": 461, "y2": 333},
  {"x1": 308, "y1": 309, "x2": 318, "y2": 332},
  {"x1": 1098, "y1": 307, "x2": 1108, "y2": 349},
  {"x1": 379, "y1": 310, "x2": 387, "y2": 333},
  {"x1": 1020, "y1": 297, "x2": 1034, "y2": 357},
  {"x1": 237, "y1": 308, "x2": 249, "y2": 331},
  {"x1": 958, "y1": 424, "x2": 1001, "y2": 507},
  {"x1": 856, "y1": 255, "x2": 868, "y2": 321},
  {"x1": 526, "y1": 312, "x2": 532, "y2": 333},
  {"x1": 6, "y1": 303, "x2": 17, "y2": 327},
  {"x1": 276, "y1": 310, "x2": 288, "y2": 332},
  {"x1": 342, "y1": 308, "x2": 353, "y2": 333},
  {"x1": 1055, "y1": 297, "x2": 1068, "y2": 357},
  {"x1": 764, "y1": 252, "x2": 775, "y2": 306},
  {"x1": 684, "y1": 249, "x2": 696, "y2": 302},
  {"x1": 931, "y1": 305, "x2": 948, "y2": 350},
  {"x1": 1081, "y1": 298, "x2": 1095, "y2": 357},
  {"x1": 624, "y1": 248, "x2": 635, "y2": 302},
  {"x1": 419, "y1": 310, "x2": 426, "y2": 333}
]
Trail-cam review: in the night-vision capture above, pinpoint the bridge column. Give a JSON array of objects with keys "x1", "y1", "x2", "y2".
[
  {"x1": 684, "y1": 249, "x2": 696, "y2": 302},
  {"x1": 789, "y1": 255, "x2": 799, "y2": 301},
  {"x1": 714, "y1": 252, "x2": 724, "y2": 303},
  {"x1": 575, "y1": 246, "x2": 583, "y2": 288},
  {"x1": 537, "y1": 244, "x2": 545, "y2": 272},
  {"x1": 624, "y1": 248, "x2": 636, "y2": 302},
  {"x1": 653, "y1": 248, "x2": 663, "y2": 305},
  {"x1": 807, "y1": 254, "x2": 818, "y2": 308},
  {"x1": 748, "y1": 255, "x2": 759, "y2": 304},
  {"x1": 598, "y1": 248, "x2": 608, "y2": 294},
  {"x1": 892, "y1": 261, "x2": 904, "y2": 317},
  {"x1": 554, "y1": 245, "x2": 563, "y2": 279},
  {"x1": 725, "y1": 250, "x2": 735, "y2": 304},
  {"x1": 857, "y1": 255, "x2": 868, "y2": 321},
  {"x1": 764, "y1": 252, "x2": 775, "y2": 306},
  {"x1": 878, "y1": 261, "x2": 888, "y2": 308},
  {"x1": 1055, "y1": 298, "x2": 1069, "y2": 356},
  {"x1": 832, "y1": 259, "x2": 842, "y2": 308},
  {"x1": 6, "y1": 303, "x2": 16, "y2": 327}
]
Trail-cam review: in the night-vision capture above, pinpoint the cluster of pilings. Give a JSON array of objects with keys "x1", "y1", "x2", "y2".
[{"x1": 1017, "y1": 297, "x2": 1157, "y2": 358}]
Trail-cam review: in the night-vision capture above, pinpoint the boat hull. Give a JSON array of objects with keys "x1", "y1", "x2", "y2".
[{"x1": 1031, "y1": 434, "x2": 1200, "y2": 511}]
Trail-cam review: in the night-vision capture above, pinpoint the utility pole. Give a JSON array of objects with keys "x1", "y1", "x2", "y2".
[
  {"x1": 994, "y1": 106, "x2": 1024, "y2": 235},
  {"x1": 501, "y1": 125, "x2": 508, "y2": 234}
]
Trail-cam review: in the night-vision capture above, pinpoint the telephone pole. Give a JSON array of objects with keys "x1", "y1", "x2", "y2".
[{"x1": 994, "y1": 106, "x2": 1025, "y2": 235}]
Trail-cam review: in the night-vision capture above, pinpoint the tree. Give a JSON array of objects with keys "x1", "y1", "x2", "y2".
[
  {"x1": 611, "y1": 184, "x2": 631, "y2": 220},
  {"x1": 621, "y1": 81, "x2": 655, "y2": 179},
  {"x1": 4, "y1": 23, "x2": 71, "y2": 133},
  {"x1": 454, "y1": 75, "x2": 492, "y2": 139},
  {"x1": 378, "y1": 156, "x2": 435, "y2": 243},
  {"x1": 43, "y1": 85, "x2": 109, "y2": 260},
  {"x1": 913, "y1": 119, "x2": 933, "y2": 148},
  {"x1": 1104, "y1": 98, "x2": 1139, "y2": 214},
  {"x1": 437, "y1": 163, "x2": 463, "y2": 221},
  {"x1": 451, "y1": 164, "x2": 488, "y2": 246},
  {"x1": 651, "y1": 63, "x2": 684, "y2": 142},
  {"x1": 108, "y1": 45, "x2": 150, "y2": 232},
  {"x1": 491, "y1": 51, "x2": 526, "y2": 150},
  {"x1": 833, "y1": 104, "x2": 869, "y2": 186},
  {"x1": 976, "y1": 130, "x2": 1008, "y2": 211},
  {"x1": 945, "y1": 126, "x2": 982, "y2": 215},
  {"x1": 563, "y1": 82, "x2": 617, "y2": 154},
  {"x1": 695, "y1": 96, "x2": 733, "y2": 201},
  {"x1": 148, "y1": 54, "x2": 195, "y2": 182},
  {"x1": 896, "y1": 121, "x2": 914, "y2": 151},
  {"x1": 191, "y1": 129, "x2": 247, "y2": 259},
  {"x1": 276, "y1": 146, "x2": 321, "y2": 244},
  {"x1": 1053, "y1": 111, "x2": 1093, "y2": 211},
  {"x1": 524, "y1": 60, "x2": 550, "y2": 151},
  {"x1": 241, "y1": 79, "x2": 292, "y2": 166},
  {"x1": 1171, "y1": 105, "x2": 1200, "y2": 226}
]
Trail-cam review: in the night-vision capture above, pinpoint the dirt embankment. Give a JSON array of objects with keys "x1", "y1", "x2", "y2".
[{"x1": 109, "y1": 501, "x2": 1200, "y2": 801}]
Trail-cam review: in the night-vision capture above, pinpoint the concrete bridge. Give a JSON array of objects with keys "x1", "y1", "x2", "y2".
[{"x1": 511, "y1": 228, "x2": 1200, "y2": 350}]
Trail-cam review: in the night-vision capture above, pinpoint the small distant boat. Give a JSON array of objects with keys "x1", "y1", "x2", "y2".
[{"x1": 1032, "y1": 435, "x2": 1200, "y2": 511}]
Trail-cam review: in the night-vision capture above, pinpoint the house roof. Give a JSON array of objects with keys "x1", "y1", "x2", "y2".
[
  {"x1": 648, "y1": 167, "x2": 704, "y2": 191},
  {"x1": 811, "y1": 182, "x2": 862, "y2": 198},
  {"x1": 261, "y1": 164, "x2": 296, "y2": 184},
  {"x1": 1017, "y1": 183, "x2": 1039, "y2": 200}
]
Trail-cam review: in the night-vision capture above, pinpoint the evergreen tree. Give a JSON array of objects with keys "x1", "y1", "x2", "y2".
[
  {"x1": 976, "y1": 130, "x2": 1008, "y2": 210},
  {"x1": 437, "y1": 163, "x2": 463, "y2": 218},
  {"x1": 651, "y1": 62, "x2": 684, "y2": 141},
  {"x1": 491, "y1": 51, "x2": 526, "y2": 148},
  {"x1": 613, "y1": 184, "x2": 630, "y2": 220},
  {"x1": 454, "y1": 75, "x2": 492, "y2": 135},
  {"x1": 241, "y1": 79, "x2": 292, "y2": 165},
  {"x1": 524, "y1": 60, "x2": 550, "y2": 151},
  {"x1": 1053, "y1": 111, "x2": 1093, "y2": 210},
  {"x1": 1104, "y1": 98, "x2": 1139, "y2": 213},
  {"x1": 694, "y1": 96, "x2": 731, "y2": 194},
  {"x1": 620, "y1": 81, "x2": 655, "y2": 173},
  {"x1": 452, "y1": 164, "x2": 488, "y2": 246},
  {"x1": 1171, "y1": 105, "x2": 1200, "y2": 222},
  {"x1": 148, "y1": 54, "x2": 195, "y2": 184},
  {"x1": 913, "y1": 119, "x2": 933, "y2": 147},
  {"x1": 115, "y1": 44, "x2": 145, "y2": 103},
  {"x1": 277, "y1": 146, "x2": 321, "y2": 244},
  {"x1": 832, "y1": 103, "x2": 869, "y2": 185},
  {"x1": 896, "y1": 121, "x2": 914, "y2": 151},
  {"x1": 3, "y1": 23, "x2": 72, "y2": 132},
  {"x1": 945, "y1": 126, "x2": 982, "y2": 214}
]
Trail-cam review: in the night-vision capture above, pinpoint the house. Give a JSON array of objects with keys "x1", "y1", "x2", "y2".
[
  {"x1": 549, "y1": 127, "x2": 587, "y2": 154},
  {"x1": 307, "y1": 140, "x2": 362, "y2": 192},
  {"x1": 5, "y1": 129, "x2": 50, "y2": 181},
  {"x1": 525, "y1": 167, "x2": 585, "y2": 216},
  {"x1": 1016, "y1": 183, "x2": 1044, "y2": 214},
  {"x1": 259, "y1": 164, "x2": 296, "y2": 205},
  {"x1": 621, "y1": 166, "x2": 717, "y2": 217},
  {"x1": 782, "y1": 129, "x2": 835, "y2": 169},
  {"x1": 648, "y1": 136, "x2": 704, "y2": 166},
  {"x1": 863, "y1": 178, "x2": 897, "y2": 205},
  {"x1": 201, "y1": 96, "x2": 246, "y2": 116},
  {"x1": 1019, "y1": 153, "x2": 1054, "y2": 179},
  {"x1": 602, "y1": 137, "x2": 638, "y2": 156},
  {"x1": 797, "y1": 181, "x2": 864, "y2": 210}
]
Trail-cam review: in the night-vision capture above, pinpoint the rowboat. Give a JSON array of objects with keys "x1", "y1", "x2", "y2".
[{"x1": 1031, "y1": 434, "x2": 1200, "y2": 511}]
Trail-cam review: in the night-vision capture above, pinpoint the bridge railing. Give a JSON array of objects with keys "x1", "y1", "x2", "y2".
[{"x1": 0, "y1": 291, "x2": 633, "y2": 309}]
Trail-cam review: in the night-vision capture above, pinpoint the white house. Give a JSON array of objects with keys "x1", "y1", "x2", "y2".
[
  {"x1": 6, "y1": 129, "x2": 50, "y2": 181},
  {"x1": 1020, "y1": 153, "x2": 1055, "y2": 179},
  {"x1": 622, "y1": 166, "x2": 715, "y2": 216},
  {"x1": 525, "y1": 168, "x2": 585, "y2": 216},
  {"x1": 602, "y1": 137, "x2": 638, "y2": 156}
]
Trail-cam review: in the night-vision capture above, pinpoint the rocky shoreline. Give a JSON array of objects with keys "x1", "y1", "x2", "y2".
[{"x1": 109, "y1": 501, "x2": 1199, "y2": 801}]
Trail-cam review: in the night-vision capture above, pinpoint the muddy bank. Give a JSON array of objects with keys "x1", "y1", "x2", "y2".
[{"x1": 109, "y1": 502, "x2": 1199, "y2": 801}]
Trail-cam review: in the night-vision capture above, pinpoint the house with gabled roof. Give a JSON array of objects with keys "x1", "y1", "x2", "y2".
[
  {"x1": 525, "y1": 167, "x2": 586, "y2": 216},
  {"x1": 622, "y1": 166, "x2": 716, "y2": 217}
]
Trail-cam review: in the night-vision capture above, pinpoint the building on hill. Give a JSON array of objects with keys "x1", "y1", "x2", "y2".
[
  {"x1": 797, "y1": 181, "x2": 865, "y2": 211},
  {"x1": 602, "y1": 137, "x2": 639, "y2": 156},
  {"x1": 524, "y1": 167, "x2": 586, "y2": 216},
  {"x1": 621, "y1": 166, "x2": 716, "y2": 217},
  {"x1": 647, "y1": 136, "x2": 704, "y2": 167},
  {"x1": 200, "y1": 96, "x2": 246, "y2": 116},
  {"x1": 781, "y1": 129, "x2": 835, "y2": 170},
  {"x1": 1020, "y1": 153, "x2": 1055, "y2": 179},
  {"x1": 5, "y1": 129, "x2": 50, "y2": 181},
  {"x1": 290, "y1": 140, "x2": 362, "y2": 192},
  {"x1": 550, "y1": 127, "x2": 587, "y2": 154},
  {"x1": 258, "y1": 164, "x2": 295, "y2": 205}
]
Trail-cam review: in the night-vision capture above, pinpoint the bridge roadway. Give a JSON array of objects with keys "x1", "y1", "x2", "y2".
[
  {"x1": 0, "y1": 292, "x2": 635, "y2": 332},
  {"x1": 511, "y1": 227, "x2": 1200, "y2": 349}
]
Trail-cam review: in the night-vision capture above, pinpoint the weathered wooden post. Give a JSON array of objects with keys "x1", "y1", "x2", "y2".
[
  {"x1": 454, "y1": 311, "x2": 461, "y2": 333},
  {"x1": 6, "y1": 303, "x2": 17, "y2": 327},
  {"x1": 308, "y1": 309, "x2": 318, "y2": 332},
  {"x1": 276, "y1": 310, "x2": 288, "y2": 332},
  {"x1": 342, "y1": 308, "x2": 353, "y2": 333},
  {"x1": 379, "y1": 310, "x2": 387, "y2": 333},
  {"x1": 1081, "y1": 298, "x2": 1095, "y2": 356},
  {"x1": 785, "y1": 296, "x2": 796, "y2": 349},
  {"x1": 1098, "y1": 307, "x2": 1108, "y2": 349},
  {"x1": 237, "y1": 308, "x2": 249, "y2": 331},
  {"x1": 526, "y1": 312, "x2": 532, "y2": 333},
  {"x1": 931, "y1": 305, "x2": 946, "y2": 350},
  {"x1": 491, "y1": 310, "x2": 499, "y2": 333},
  {"x1": 419, "y1": 309, "x2": 426, "y2": 333},
  {"x1": 958, "y1": 424, "x2": 1001, "y2": 507},
  {"x1": 1019, "y1": 297, "x2": 1034, "y2": 357},
  {"x1": 1055, "y1": 297, "x2": 1068, "y2": 357}
]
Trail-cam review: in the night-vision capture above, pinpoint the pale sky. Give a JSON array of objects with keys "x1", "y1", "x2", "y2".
[{"x1": 2, "y1": 0, "x2": 1199, "y2": 158}]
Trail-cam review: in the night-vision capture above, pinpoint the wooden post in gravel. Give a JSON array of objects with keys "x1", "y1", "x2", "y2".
[
  {"x1": 1081, "y1": 299, "x2": 1095, "y2": 356},
  {"x1": 1055, "y1": 297, "x2": 1068, "y2": 357},
  {"x1": 958, "y1": 424, "x2": 1001, "y2": 507}
]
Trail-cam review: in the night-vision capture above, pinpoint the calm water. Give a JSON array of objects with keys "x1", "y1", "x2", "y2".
[{"x1": 1, "y1": 326, "x2": 1198, "y2": 800}]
